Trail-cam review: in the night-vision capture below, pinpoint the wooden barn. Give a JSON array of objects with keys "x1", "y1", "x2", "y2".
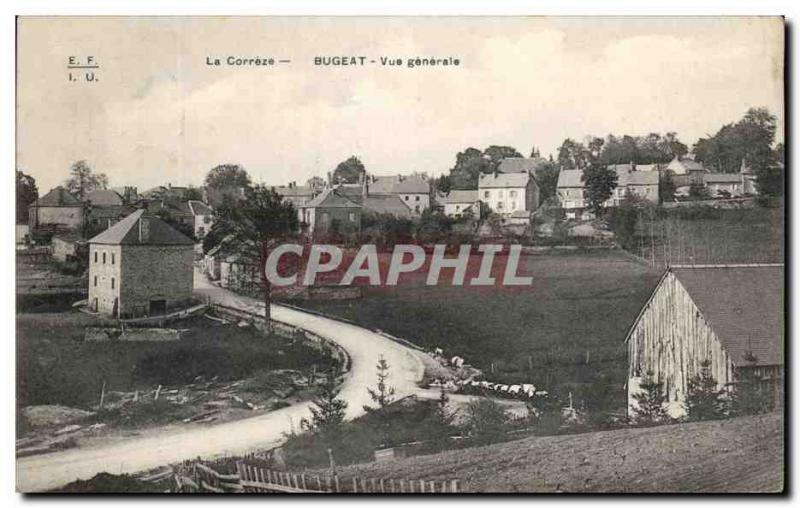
[{"x1": 625, "y1": 264, "x2": 783, "y2": 417}]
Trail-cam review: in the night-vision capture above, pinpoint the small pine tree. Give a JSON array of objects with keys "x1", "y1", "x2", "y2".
[
  {"x1": 632, "y1": 371, "x2": 670, "y2": 424},
  {"x1": 363, "y1": 355, "x2": 396, "y2": 412},
  {"x1": 301, "y1": 370, "x2": 348, "y2": 433},
  {"x1": 685, "y1": 360, "x2": 728, "y2": 421}
]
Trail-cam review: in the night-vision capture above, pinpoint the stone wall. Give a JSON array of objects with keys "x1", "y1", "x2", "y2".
[{"x1": 119, "y1": 244, "x2": 194, "y2": 318}]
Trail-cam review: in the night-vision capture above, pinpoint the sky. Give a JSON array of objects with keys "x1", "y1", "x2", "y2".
[{"x1": 16, "y1": 16, "x2": 784, "y2": 194}]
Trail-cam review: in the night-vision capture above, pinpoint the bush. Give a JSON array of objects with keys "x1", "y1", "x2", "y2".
[{"x1": 463, "y1": 397, "x2": 509, "y2": 444}]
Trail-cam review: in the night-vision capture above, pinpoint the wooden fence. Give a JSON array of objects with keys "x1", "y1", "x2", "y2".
[{"x1": 172, "y1": 461, "x2": 459, "y2": 494}]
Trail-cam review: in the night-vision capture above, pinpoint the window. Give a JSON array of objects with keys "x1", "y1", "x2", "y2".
[
  {"x1": 93, "y1": 276, "x2": 97, "y2": 287},
  {"x1": 455, "y1": 205, "x2": 461, "y2": 212},
  {"x1": 484, "y1": 191, "x2": 490, "y2": 198},
  {"x1": 404, "y1": 196, "x2": 409, "y2": 201},
  {"x1": 203, "y1": 216, "x2": 211, "y2": 224},
  {"x1": 415, "y1": 205, "x2": 420, "y2": 212},
  {"x1": 111, "y1": 253, "x2": 115, "y2": 265},
  {"x1": 509, "y1": 190, "x2": 517, "y2": 198},
  {"x1": 102, "y1": 252, "x2": 106, "y2": 264},
  {"x1": 497, "y1": 202, "x2": 504, "y2": 210},
  {"x1": 111, "y1": 278, "x2": 115, "y2": 289},
  {"x1": 511, "y1": 202, "x2": 517, "y2": 210},
  {"x1": 321, "y1": 212, "x2": 330, "y2": 222},
  {"x1": 415, "y1": 196, "x2": 420, "y2": 201},
  {"x1": 94, "y1": 252, "x2": 98, "y2": 263},
  {"x1": 348, "y1": 212, "x2": 356, "y2": 222}
]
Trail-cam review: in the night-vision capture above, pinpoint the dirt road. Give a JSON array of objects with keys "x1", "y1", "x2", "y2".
[{"x1": 16, "y1": 270, "x2": 426, "y2": 492}]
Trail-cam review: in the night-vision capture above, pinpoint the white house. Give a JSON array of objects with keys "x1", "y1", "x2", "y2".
[
  {"x1": 436, "y1": 190, "x2": 480, "y2": 218},
  {"x1": 478, "y1": 172, "x2": 539, "y2": 217},
  {"x1": 557, "y1": 166, "x2": 659, "y2": 219},
  {"x1": 367, "y1": 174, "x2": 431, "y2": 214},
  {"x1": 187, "y1": 200, "x2": 214, "y2": 239}
]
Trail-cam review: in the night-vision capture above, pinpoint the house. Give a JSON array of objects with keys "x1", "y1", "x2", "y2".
[
  {"x1": 274, "y1": 182, "x2": 321, "y2": 209},
  {"x1": 556, "y1": 166, "x2": 659, "y2": 219},
  {"x1": 478, "y1": 172, "x2": 539, "y2": 217},
  {"x1": 28, "y1": 187, "x2": 84, "y2": 230},
  {"x1": 187, "y1": 200, "x2": 214, "y2": 239},
  {"x1": 296, "y1": 188, "x2": 362, "y2": 237},
  {"x1": 496, "y1": 157, "x2": 548, "y2": 176},
  {"x1": 435, "y1": 190, "x2": 481, "y2": 218},
  {"x1": 85, "y1": 189, "x2": 125, "y2": 207},
  {"x1": 667, "y1": 156, "x2": 707, "y2": 178},
  {"x1": 140, "y1": 184, "x2": 192, "y2": 201},
  {"x1": 556, "y1": 169, "x2": 586, "y2": 219},
  {"x1": 740, "y1": 159, "x2": 759, "y2": 195},
  {"x1": 87, "y1": 209, "x2": 194, "y2": 318},
  {"x1": 626, "y1": 264, "x2": 783, "y2": 417},
  {"x1": 334, "y1": 181, "x2": 415, "y2": 219},
  {"x1": 704, "y1": 173, "x2": 745, "y2": 198},
  {"x1": 367, "y1": 174, "x2": 431, "y2": 214},
  {"x1": 52, "y1": 233, "x2": 87, "y2": 263}
]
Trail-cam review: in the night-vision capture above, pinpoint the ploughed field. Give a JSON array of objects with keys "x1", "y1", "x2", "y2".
[
  {"x1": 297, "y1": 249, "x2": 661, "y2": 412},
  {"x1": 328, "y1": 412, "x2": 784, "y2": 493}
]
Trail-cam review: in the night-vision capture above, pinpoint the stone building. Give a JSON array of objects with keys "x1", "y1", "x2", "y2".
[
  {"x1": 87, "y1": 209, "x2": 194, "y2": 318},
  {"x1": 297, "y1": 188, "x2": 362, "y2": 237},
  {"x1": 28, "y1": 186, "x2": 84, "y2": 230},
  {"x1": 478, "y1": 172, "x2": 539, "y2": 217}
]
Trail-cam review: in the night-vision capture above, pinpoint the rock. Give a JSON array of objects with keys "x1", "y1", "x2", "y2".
[
  {"x1": 53, "y1": 424, "x2": 83, "y2": 436},
  {"x1": 21, "y1": 405, "x2": 95, "y2": 429}
]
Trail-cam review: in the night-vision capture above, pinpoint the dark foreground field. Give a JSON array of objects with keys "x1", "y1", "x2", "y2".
[
  {"x1": 328, "y1": 412, "x2": 784, "y2": 493},
  {"x1": 298, "y1": 249, "x2": 661, "y2": 411}
]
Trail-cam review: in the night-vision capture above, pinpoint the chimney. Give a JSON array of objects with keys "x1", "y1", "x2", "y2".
[
  {"x1": 327, "y1": 171, "x2": 332, "y2": 187},
  {"x1": 362, "y1": 172, "x2": 369, "y2": 199},
  {"x1": 138, "y1": 217, "x2": 150, "y2": 243}
]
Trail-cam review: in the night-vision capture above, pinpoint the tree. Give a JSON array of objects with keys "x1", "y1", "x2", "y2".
[
  {"x1": 363, "y1": 355, "x2": 396, "y2": 412},
  {"x1": 445, "y1": 146, "x2": 521, "y2": 190},
  {"x1": 434, "y1": 174, "x2": 452, "y2": 194},
  {"x1": 685, "y1": 360, "x2": 728, "y2": 421},
  {"x1": 632, "y1": 371, "x2": 670, "y2": 424},
  {"x1": 205, "y1": 164, "x2": 251, "y2": 189},
  {"x1": 534, "y1": 160, "x2": 560, "y2": 203},
  {"x1": 16, "y1": 170, "x2": 38, "y2": 224},
  {"x1": 64, "y1": 160, "x2": 108, "y2": 199},
  {"x1": 213, "y1": 185, "x2": 299, "y2": 323},
  {"x1": 332, "y1": 156, "x2": 366, "y2": 184},
  {"x1": 582, "y1": 164, "x2": 618, "y2": 215},
  {"x1": 693, "y1": 107, "x2": 778, "y2": 174},
  {"x1": 483, "y1": 145, "x2": 523, "y2": 170},
  {"x1": 659, "y1": 170, "x2": 676, "y2": 203},
  {"x1": 302, "y1": 370, "x2": 348, "y2": 433},
  {"x1": 688, "y1": 181, "x2": 711, "y2": 200},
  {"x1": 184, "y1": 186, "x2": 204, "y2": 201},
  {"x1": 463, "y1": 397, "x2": 508, "y2": 444}
]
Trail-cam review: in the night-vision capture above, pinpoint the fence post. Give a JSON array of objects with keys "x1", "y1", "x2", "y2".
[
  {"x1": 400, "y1": 479, "x2": 405, "y2": 493},
  {"x1": 419, "y1": 480, "x2": 425, "y2": 493},
  {"x1": 361, "y1": 478, "x2": 367, "y2": 492},
  {"x1": 352, "y1": 478, "x2": 358, "y2": 493},
  {"x1": 379, "y1": 479, "x2": 385, "y2": 493},
  {"x1": 301, "y1": 473, "x2": 307, "y2": 490},
  {"x1": 371, "y1": 478, "x2": 376, "y2": 492},
  {"x1": 451, "y1": 480, "x2": 458, "y2": 493},
  {"x1": 334, "y1": 475, "x2": 340, "y2": 493}
]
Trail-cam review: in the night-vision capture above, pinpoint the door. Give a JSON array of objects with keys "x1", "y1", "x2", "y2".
[{"x1": 149, "y1": 299, "x2": 166, "y2": 315}]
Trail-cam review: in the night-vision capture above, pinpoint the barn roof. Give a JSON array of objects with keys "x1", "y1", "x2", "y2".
[
  {"x1": 497, "y1": 157, "x2": 547, "y2": 175},
  {"x1": 478, "y1": 172, "x2": 531, "y2": 189},
  {"x1": 85, "y1": 189, "x2": 124, "y2": 206},
  {"x1": 88, "y1": 209, "x2": 194, "y2": 246},
  {"x1": 672, "y1": 264, "x2": 784, "y2": 366},
  {"x1": 436, "y1": 190, "x2": 479, "y2": 204},
  {"x1": 369, "y1": 174, "x2": 429, "y2": 194}
]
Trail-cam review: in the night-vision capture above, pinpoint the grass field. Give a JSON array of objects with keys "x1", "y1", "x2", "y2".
[
  {"x1": 326, "y1": 412, "x2": 784, "y2": 493},
  {"x1": 297, "y1": 249, "x2": 661, "y2": 412},
  {"x1": 16, "y1": 312, "x2": 335, "y2": 411},
  {"x1": 629, "y1": 206, "x2": 784, "y2": 267}
]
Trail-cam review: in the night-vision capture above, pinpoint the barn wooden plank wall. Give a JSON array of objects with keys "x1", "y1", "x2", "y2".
[{"x1": 627, "y1": 272, "x2": 734, "y2": 403}]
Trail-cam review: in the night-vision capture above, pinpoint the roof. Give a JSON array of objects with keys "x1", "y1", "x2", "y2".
[
  {"x1": 672, "y1": 265, "x2": 784, "y2": 366},
  {"x1": 497, "y1": 157, "x2": 547, "y2": 175},
  {"x1": 90, "y1": 204, "x2": 136, "y2": 219},
  {"x1": 274, "y1": 185, "x2": 316, "y2": 198},
  {"x1": 187, "y1": 200, "x2": 214, "y2": 216},
  {"x1": 303, "y1": 188, "x2": 361, "y2": 209},
  {"x1": 672, "y1": 157, "x2": 706, "y2": 172},
  {"x1": 635, "y1": 164, "x2": 660, "y2": 172},
  {"x1": 369, "y1": 174, "x2": 429, "y2": 194},
  {"x1": 85, "y1": 189, "x2": 124, "y2": 206},
  {"x1": 35, "y1": 187, "x2": 81, "y2": 207},
  {"x1": 623, "y1": 170, "x2": 659, "y2": 186},
  {"x1": 704, "y1": 173, "x2": 743, "y2": 184},
  {"x1": 556, "y1": 169, "x2": 584, "y2": 188},
  {"x1": 88, "y1": 209, "x2": 194, "y2": 246},
  {"x1": 437, "y1": 190, "x2": 479, "y2": 204},
  {"x1": 478, "y1": 172, "x2": 531, "y2": 189},
  {"x1": 361, "y1": 195, "x2": 414, "y2": 217}
]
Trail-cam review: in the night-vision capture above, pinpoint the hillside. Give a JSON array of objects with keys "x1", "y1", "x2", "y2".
[{"x1": 327, "y1": 413, "x2": 784, "y2": 493}]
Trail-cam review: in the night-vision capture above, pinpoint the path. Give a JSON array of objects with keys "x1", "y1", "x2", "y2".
[{"x1": 16, "y1": 269, "x2": 426, "y2": 492}]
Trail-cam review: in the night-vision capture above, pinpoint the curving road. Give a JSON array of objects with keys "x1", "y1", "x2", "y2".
[{"x1": 16, "y1": 270, "x2": 426, "y2": 492}]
